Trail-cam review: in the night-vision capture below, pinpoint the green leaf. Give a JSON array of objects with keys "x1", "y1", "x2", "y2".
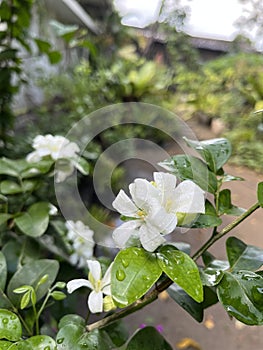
[
  {"x1": 0, "y1": 252, "x2": 7, "y2": 291},
  {"x1": 159, "y1": 155, "x2": 217, "y2": 193},
  {"x1": 34, "y1": 38, "x2": 51, "y2": 53},
  {"x1": 111, "y1": 248, "x2": 162, "y2": 307},
  {"x1": 0, "y1": 309, "x2": 22, "y2": 341},
  {"x1": 0, "y1": 340, "x2": 12, "y2": 349},
  {"x1": 78, "y1": 329, "x2": 114, "y2": 349},
  {"x1": 257, "y1": 182, "x2": 263, "y2": 207},
  {"x1": 184, "y1": 137, "x2": 232, "y2": 173},
  {"x1": 217, "y1": 271, "x2": 263, "y2": 325},
  {"x1": 126, "y1": 326, "x2": 173, "y2": 350},
  {"x1": 157, "y1": 245, "x2": 203, "y2": 302},
  {"x1": 47, "y1": 50, "x2": 62, "y2": 64},
  {"x1": 58, "y1": 314, "x2": 85, "y2": 329},
  {"x1": 226, "y1": 236, "x2": 263, "y2": 271},
  {"x1": 56, "y1": 323, "x2": 85, "y2": 350},
  {"x1": 218, "y1": 189, "x2": 245, "y2": 216},
  {"x1": 26, "y1": 335, "x2": 56, "y2": 350},
  {"x1": 0, "y1": 180, "x2": 21, "y2": 194},
  {"x1": 222, "y1": 174, "x2": 244, "y2": 182},
  {"x1": 190, "y1": 214, "x2": 222, "y2": 228},
  {"x1": 20, "y1": 160, "x2": 54, "y2": 178},
  {"x1": 168, "y1": 284, "x2": 204, "y2": 322},
  {"x1": 7, "y1": 340, "x2": 33, "y2": 349},
  {"x1": 20, "y1": 290, "x2": 31, "y2": 309},
  {"x1": 0, "y1": 158, "x2": 19, "y2": 177},
  {"x1": 7, "y1": 259, "x2": 59, "y2": 307},
  {"x1": 104, "y1": 319, "x2": 129, "y2": 347},
  {"x1": 74, "y1": 157, "x2": 89, "y2": 175},
  {"x1": 14, "y1": 202, "x2": 50, "y2": 237}
]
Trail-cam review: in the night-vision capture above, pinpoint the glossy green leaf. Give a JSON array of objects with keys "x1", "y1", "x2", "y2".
[
  {"x1": 104, "y1": 319, "x2": 129, "y2": 347},
  {"x1": 0, "y1": 214, "x2": 11, "y2": 227},
  {"x1": 56, "y1": 323, "x2": 85, "y2": 350},
  {"x1": 257, "y1": 182, "x2": 263, "y2": 207},
  {"x1": 217, "y1": 271, "x2": 263, "y2": 325},
  {"x1": 190, "y1": 214, "x2": 222, "y2": 228},
  {"x1": 126, "y1": 326, "x2": 173, "y2": 350},
  {"x1": 7, "y1": 259, "x2": 59, "y2": 307},
  {"x1": 218, "y1": 189, "x2": 245, "y2": 216},
  {"x1": 201, "y1": 257, "x2": 229, "y2": 286},
  {"x1": 14, "y1": 202, "x2": 50, "y2": 237},
  {"x1": 8, "y1": 340, "x2": 33, "y2": 349},
  {"x1": 0, "y1": 309, "x2": 22, "y2": 341},
  {"x1": 78, "y1": 329, "x2": 114, "y2": 349},
  {"x1": 74, "y1": 157, "x2": 89, "y2": 175},
  {"x1": 168, "y1": 284, "x2": 204, "y2": 322},
  {"x1": 111, "y1": 248, "x2": 162, "y2": 307},
  {"x1": 226, "y1": 236, "x2": 263, "y2": 271},
  {"x1": 159, "y1": 155, "x2": 217, "y2": 193},
  {"x1": 0, "y1": 158, "x2": 19, "y2": 177},
  {"x1": 0, "y1": 181, "x2": 21, "y2": 194},
  {"x1": 183, "y1": 137, "x2": 232, "y2": 173},
  {"x1": 26, "y1": 335, "x2": 56, "y2": 350},
  {"x1": 58, "y1": 314, "x2": 85, "y2": 329},
  {"x1": 157, "y1": 245, "x2": 203, "y2": 302},
  {"x1": 20, "y1": 160, "x2": 53, "y2": 178},
  {"x1": 0, "y1": 252, "x2": 7, "y2": 291},
  {"x1": 0, "y1": 340, "x2": 12, "y2": 349}
]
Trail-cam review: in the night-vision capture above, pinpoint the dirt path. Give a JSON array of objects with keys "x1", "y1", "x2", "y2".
[{"x1": 125, "y1": 122, "x2": 263, "y2": 350}]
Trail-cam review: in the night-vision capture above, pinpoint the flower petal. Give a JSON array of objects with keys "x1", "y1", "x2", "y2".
[
  {"x1": 129, "y1": 179, "x2": 159, "y2": 209},
  {"x1": 172, "y1": 180, "x2": 205, "y2": 213},
  {"x1": 88, "y1": 290, "x2": 103, "y2": 313},
  {"x1": 153, "y1": 172, "x2": 177, "y2": 194},
  {"x1": 87, "y1": 260, "x2": 101, "y2": 282},
  {"x1": 148, "y1": 207, "x2": 177, "y2": 234},
  {"x1": 102, "y1": 262, "x2": 113, "y2": 294},
  {"x1": 112, "y1": 190, "x2": 138, "y2": 217},
  {"x1": 67, "y1": 279, "x2": 92, "y2": 294},
  {"x1": 112, "y1": 220, "x2": 141, "y2": 249},
  {"x1": 139, "y1": 224, "x2": 166, "y2": 252}
]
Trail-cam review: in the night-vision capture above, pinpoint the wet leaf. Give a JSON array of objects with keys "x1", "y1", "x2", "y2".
[
  {"x1": 226, "y1": 236, "x2": 263, "y2": 271},
  {"x1": 0, "y1": 309, "x2": 22, "y2": 341},
  {"x1": 159, "y1": 155, "x2": 217, "y2": 193},
  {"x1": 111, "y1": 248, "x2": 162, "y2": 307},
  {"x1": 126, "y1": 326, "x2": 173, "y2": 350},
  {"x1": 78, "y1": 329, "x2": 114, "y2": 349},
  {"x1": 183, "y1": 137, "x2": 232, "y2": 173},
  {"x1": 217, "y1": 270, "x2": 263, "y2": 325},
  {"x1": 56, "y1": 323, "x2": 85, "y2": 350},
  {"x1": 26, "y1": 335, "x2": 56, "y2": 350},
  {"x1": 158, "y1": 245, "x2": 203, "y2": 302}
]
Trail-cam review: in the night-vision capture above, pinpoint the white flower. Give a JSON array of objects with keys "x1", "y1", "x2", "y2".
[
  {"x1": 112, "y1": 172, "x2": 205, "y2": 252},
  {"x1": 65, "y1": 220, "x2": 95, "y2": 268},
  {"x1": 67, "y1": 260, "x2": 112, "y2": 313},
  {"x1": 26, "y1": 134, "x2": 80, "y2": 183}
]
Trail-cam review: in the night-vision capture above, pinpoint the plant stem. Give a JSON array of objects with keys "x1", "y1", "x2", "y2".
[
  {"x1": 192, "y1": 202, "x2": 260, "y2": 261},
  {"x1": 86, "y1": 277, "x2": 172, "y2": 332}
]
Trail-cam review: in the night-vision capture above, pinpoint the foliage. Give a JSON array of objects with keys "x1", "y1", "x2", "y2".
[{"x1": 1, "y1": 133, "x2": 263, "y2": 349}]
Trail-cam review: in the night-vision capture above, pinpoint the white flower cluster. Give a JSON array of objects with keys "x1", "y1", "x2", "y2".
[
  {"x1": 65, "y1": 220, "x2": 95, "y2": 268},
  {"x1": 26, "y1": 134, "x2": 80, "y2": 183},
  {"x1": 112, "y1": 172, "x2": 205, "y2": 252}
]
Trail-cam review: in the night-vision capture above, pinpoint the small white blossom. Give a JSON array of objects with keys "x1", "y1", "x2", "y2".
[
  {"x1": 112, "y1": 172, "x2": 205, "y2": 252},
  {"x1": 67, "y1": 260, "x2": 112, "y2": 313},
  {"x1": 26, "y1": 134, "x2": 80, "y2": 183},
  {"x1": 65, "y1": 220, "x2": 95, "y2": 268}
]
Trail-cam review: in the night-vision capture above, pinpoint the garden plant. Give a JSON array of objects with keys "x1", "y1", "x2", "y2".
[{"x1": 1, "y1": 103, "x2": 263, "y2": 350}]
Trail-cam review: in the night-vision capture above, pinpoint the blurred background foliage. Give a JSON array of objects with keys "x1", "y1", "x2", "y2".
[{"x1": 1, "y1": 0, "x2": 263, "y2": 174}]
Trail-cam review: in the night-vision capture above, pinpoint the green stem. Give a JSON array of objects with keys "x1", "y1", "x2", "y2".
[{"x1": 192, "y1": 202, "x2": 260, "y2": 261}]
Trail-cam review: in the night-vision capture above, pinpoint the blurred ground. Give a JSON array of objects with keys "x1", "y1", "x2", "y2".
[{"x1": 125, "y1": 120, "x2": 263, "y2": 350}]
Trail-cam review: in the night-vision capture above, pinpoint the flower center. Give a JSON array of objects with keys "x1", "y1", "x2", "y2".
[{"x1": 137, "y1": 209, "x2": 147, "y2": 218}]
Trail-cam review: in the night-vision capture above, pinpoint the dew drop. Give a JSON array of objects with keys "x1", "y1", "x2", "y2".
[
  {"x1": 44, "y1": 347, "x2": 51, "y2": 350},
  {"x1": 10, "y1": 315, "x2": 16, "y2": 320},
  {"x1": 2, "y1": 318, "x2": 8, "y2": 324},
  {"x1": 121, "y1": 258, "x2": 129, "y2": 268},
  {"x1": 142, "y1": 275, "x2": 151, "y2": 282},
  {"x1": 116, "y1": 269, "x2": 126, "y2": 281},
  {"x1": 57, "y1": 338, "x2": 64, "y2": 344}
]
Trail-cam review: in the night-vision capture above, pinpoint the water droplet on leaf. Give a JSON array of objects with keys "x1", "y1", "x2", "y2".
[{"x1": 116, "y1": 269, "x2": 126, "y2": 281}]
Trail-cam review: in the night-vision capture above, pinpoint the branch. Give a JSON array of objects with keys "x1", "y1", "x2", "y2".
[
  {"x1": 86, "y1": 277, "x2": 172, "y2": 332},
  {"x1": 192, "y1": 202, "x2": 260, "y2": 261}
]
